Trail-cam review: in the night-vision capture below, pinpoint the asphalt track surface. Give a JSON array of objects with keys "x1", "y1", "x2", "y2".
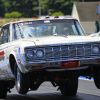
[{"x1": 1, "y1": 79, "x2": 99, "y2": 100}]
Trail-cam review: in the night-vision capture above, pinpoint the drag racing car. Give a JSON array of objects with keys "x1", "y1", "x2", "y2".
[{"x1": 0, "y1": 17, "x2": 100, "y2": 99}]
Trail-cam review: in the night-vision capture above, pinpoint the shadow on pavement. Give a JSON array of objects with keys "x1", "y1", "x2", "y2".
[{"x1": 6, "y1": 92, "x2": 100, "y2": 100}]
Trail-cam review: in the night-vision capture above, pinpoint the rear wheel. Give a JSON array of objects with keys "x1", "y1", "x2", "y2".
[
  {"x1": 14, "y1": 63, "x2": 30, "y2": 94},
  {"x1": 0, "y1": 81, "x2": 7, "y2": 99},
  {"x1": 60, "y1": 78, "x2": 78, "y2": 96}
]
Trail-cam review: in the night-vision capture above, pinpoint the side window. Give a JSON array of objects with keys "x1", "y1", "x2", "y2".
[
  {"x1": 0, "y1": 25, "x2": 10, "y2": 44},
  {"x1": 52, "y1": 26, "x2": 56, "y2": 34},
  {"x1": 72, "y1": 25, "x2": 78, "y2": 35}
]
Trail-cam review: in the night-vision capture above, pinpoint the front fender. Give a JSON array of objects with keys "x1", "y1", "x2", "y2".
[{"x1": 9, "y1": 51, "x2": 25, "y2": 73}]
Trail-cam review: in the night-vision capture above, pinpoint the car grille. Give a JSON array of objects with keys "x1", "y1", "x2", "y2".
[
  {"x1": 44, "y1": 44, "x2": 100, "y2": 61},
  {"x1": 25, "y1": 43, "x2": 100, "y2": 62},
  {"x1": 45, "y1": 45, "x2": 91, "y2": 58}
]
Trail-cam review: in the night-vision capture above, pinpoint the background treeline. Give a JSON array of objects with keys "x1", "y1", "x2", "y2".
[{"x1": 0, "y1": 0, "x2": 100, "y2": 18}]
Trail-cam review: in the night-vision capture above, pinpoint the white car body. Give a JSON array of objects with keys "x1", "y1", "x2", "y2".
[
  {"x1": 1, "y1": 18, "x2": 100, "y2": 98},
  {"x1": 0, "y1": 19, "x2": 100, "y2": 80}
]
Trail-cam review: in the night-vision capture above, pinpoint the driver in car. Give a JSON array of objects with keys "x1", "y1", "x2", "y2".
[
  {"x1": 40, "y1": 26, "x2": 50, "y2": 35},
  {"x1": 63, "y1": 27, "x2": 70, "y2": 36}
]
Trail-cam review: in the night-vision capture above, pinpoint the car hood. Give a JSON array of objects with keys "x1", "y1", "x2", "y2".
[{"x1": 21, "y1": 36, "x2": 100, "y2": 46}]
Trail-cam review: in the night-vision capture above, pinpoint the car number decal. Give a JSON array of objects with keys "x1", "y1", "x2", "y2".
[{"x1": 0, "y1": 51, "x2": 4, "y2": 61}]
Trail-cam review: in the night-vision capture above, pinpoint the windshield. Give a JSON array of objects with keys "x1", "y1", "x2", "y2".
[{"x1": 13, "y1": 19, "x2": 85, "y2": 40}]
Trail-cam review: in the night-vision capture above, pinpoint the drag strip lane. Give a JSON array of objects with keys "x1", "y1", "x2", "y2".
[{"x1": 6, "y1": 79, "x2": 100, "y2": 100}]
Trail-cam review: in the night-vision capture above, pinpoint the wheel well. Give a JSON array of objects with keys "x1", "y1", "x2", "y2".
[{"x1": 9, "y1": 54, "x2": 16, "y2": 74}]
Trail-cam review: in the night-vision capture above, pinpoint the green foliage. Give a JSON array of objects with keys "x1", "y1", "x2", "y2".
[
  {"x1": 0, "y1": 0, "x2": 5, "y2": 17},
  {"x1": 1, "y1": 0, "x2": 33, "y2": 17},
  {"x1": 0, "y1": 0, "x2": 81, "y2": 17},
  {"x1": 5, "y1": 11, "x2": 22, "y2": 18},
  {"x1": 5, "y1": 13, "x2": 11, "y2": 18},
  {"x1": 10, "y1": 11, "x2": 22, "y2": 18},
  {"x1": 1, "y1": 0, "x2": 100, "y2": 18},
  {"x1": 51, "y1": 11, "x2": 64, "y2": 16}
]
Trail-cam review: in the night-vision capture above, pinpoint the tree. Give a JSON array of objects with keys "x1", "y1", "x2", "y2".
[
  {"x1": 32, "y1": 0, "x2": 39, "y2": 17},
  {"x1": 51, "y1": 11, "x2": 64, "y2": 16},
  {"x1": 1, "y1": 0, "x2": 100, "y2": 18},
  {"x1": 0, "y1": 0, "x2": 5, "y2": 17},
  {"x1": 2, "y1": 0, "x2": 33, "y2": 17},
  {"x1": 5, "y1": 11, "x2": 22, "y2": 18},
  {"x1": 48, "y1": 0, "x2": 80, "y2": 15}
]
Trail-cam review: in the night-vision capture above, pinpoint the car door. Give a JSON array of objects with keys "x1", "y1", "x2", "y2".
[{"x1": 0, "y1": 24, "x2": 10, "y2": 73}]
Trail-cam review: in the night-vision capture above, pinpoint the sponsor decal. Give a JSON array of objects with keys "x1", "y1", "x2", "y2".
[
  {"x1": 1, "y1": 70, "x2": 5, "y2": 74},
  {"x1": 8, "y1": 65, "x2": 10, "y2": 68},
  {"x1": 0, "y1": 69, "x2": 12, "y2": 75},
  {"x1": 18, "y1": 47, "x2": 20, "y2": 53},
  {"x1": 44, "y1": 20, "x2": 50, "y2": 23},
  {"x1": 17, "y1": 59, "x2": 21, "y2": 64},
  {"x1": 0, "y1": 51, "x2": 4, "y2": 55},
  {"x1": 5, "y1": 70, "x2": 8, "y2": 73},
  {"x1": 0, "y1": 51, "x2": 4, "y2": 61},
  {"x1": 8, "y1": 71, "x2": 12, "y2": 75},
  {"x1": 15, "y1": 22, "x2": 32, "y2": 26}
]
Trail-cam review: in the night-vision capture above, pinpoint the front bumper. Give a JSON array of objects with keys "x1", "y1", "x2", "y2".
[{"x1": 20, "y1": 59, "x2": 100, "y2": 73}]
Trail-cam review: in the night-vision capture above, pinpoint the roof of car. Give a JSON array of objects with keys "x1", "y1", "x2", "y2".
[{"x1": 3, "y1": 17, "x2": 78, "y2": 26}]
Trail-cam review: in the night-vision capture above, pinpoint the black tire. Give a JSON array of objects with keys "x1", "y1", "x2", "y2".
[
  {"x1": 93, "y1": 67, "x2": 100, "y2": 89},
  {"x1": 14, "y1": 63, "x2": 30, "y2": 94},
  {"x1": 60, "y1": 78, "x2": 78, "y2": 96},
  {"x1": 0, "y1": 81, "x2": 7, "y2": 99}
]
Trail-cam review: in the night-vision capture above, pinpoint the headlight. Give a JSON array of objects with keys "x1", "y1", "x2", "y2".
[
  {"x1": 27, "y1": 51, "x2": 34, "y2": 58},
  {"x1": 92, "y1": 46, "x2": 99, "y2": 54},
  {"x1": 36, "y1": 50, "x2": 44, "y2": 58}
]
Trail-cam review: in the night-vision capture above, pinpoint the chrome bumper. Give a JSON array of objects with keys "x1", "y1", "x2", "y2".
[{"x1": 20, "y1": 59, "x2": 100, "y2": 73}]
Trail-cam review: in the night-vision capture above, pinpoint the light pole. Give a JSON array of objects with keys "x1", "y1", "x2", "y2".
[{"x1": 39, "y1": 0, "x2": 41, "y2": 18}]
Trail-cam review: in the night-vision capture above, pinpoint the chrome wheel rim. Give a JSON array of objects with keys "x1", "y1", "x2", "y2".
[{"x1": 17, "y1": 68, "x2": 20, "y2": 90}]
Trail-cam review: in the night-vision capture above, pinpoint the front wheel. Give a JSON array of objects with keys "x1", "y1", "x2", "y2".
[
  {"x1": 60, "y1": 78, "x2": 78, "y2": 96},
  {"x1": 14, "y1": 63, "x2": 30, "y2": 94},
  {"x1": 93, "y1": 67, "x2": 100, "y2": 89},
  {"x1": 0, "y1": 81, "x2": 7, "y2": 99}
]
